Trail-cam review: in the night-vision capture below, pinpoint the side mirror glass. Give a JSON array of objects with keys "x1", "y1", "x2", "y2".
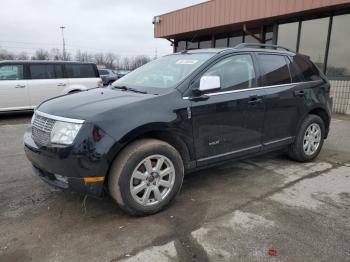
[{"x1": 199, "y1": 76, "x2": 220, "y2": 92}]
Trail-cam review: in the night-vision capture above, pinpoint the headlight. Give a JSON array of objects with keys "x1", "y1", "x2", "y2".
[{"x1": 50, "y1": 121, "x2": 82, "y2": 145}]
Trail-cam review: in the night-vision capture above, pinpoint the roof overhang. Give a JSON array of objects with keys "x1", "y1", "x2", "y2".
[{"x1": 154, "y1": 0, "x2": 350, "y2": 40}]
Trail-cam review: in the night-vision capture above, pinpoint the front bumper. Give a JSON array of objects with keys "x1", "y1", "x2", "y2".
[{"x1": 24, "y1": 124, "x2": 115, "y2": 196}]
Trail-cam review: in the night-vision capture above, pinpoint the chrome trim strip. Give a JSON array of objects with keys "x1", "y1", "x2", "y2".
[
  {"x1": 198, "y1": 144, "x2": 261, "y2": 162},
  {"x1": 183, "y1": 80, "x2": 321, "y2": 100},
  {"x1": 0, "y1": 106, "x2": 36, "y2": 112},
  {"x1": 263, "y1": 136, "x2": 293, "y2": 146},
  {"x1": 35, "y1": 110, "x2": 85, "y2": 124}
]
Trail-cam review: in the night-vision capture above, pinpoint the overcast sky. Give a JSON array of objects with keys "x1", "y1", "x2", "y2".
[{"x1": 0, "y1": 0, "x2": 204, "y2": 58}]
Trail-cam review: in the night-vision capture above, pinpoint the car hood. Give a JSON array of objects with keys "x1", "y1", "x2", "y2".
[{"x1": 37, "y1": 88, "x2": 157, "y2": 121}]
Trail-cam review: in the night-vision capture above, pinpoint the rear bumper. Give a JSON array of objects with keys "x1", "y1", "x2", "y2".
[{"x1": 23, "y1": 124, "x2": 115, "y2": 196}]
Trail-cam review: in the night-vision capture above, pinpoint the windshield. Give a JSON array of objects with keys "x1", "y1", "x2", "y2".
[{"x1": 112, "y1": 53, "x2": 214, "y2": 90}]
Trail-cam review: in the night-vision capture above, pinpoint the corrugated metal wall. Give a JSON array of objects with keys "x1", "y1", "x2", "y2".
[
  {"x1": 155, "y1": 0, "x2": 350, "y2": 38},
  {"x1": 330, "y1": 80, "x2": 350, "y2": 114}
]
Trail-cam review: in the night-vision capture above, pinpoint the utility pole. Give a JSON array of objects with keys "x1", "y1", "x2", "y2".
[{"x1": 59, "y1": 26, "x2": 66, "y2": 60}]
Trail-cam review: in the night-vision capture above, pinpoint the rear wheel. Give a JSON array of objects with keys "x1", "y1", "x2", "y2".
[
  {"x1": 108, "y1": 139, "x2": 184, "y2": 216},
  {"x1": 288, "y1": 114, "x2": 325, "y2": 162}
]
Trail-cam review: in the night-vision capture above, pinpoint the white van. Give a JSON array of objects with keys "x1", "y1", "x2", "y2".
[{"x1": 0, "y1": 61, "x2": 102, "y2": 112}]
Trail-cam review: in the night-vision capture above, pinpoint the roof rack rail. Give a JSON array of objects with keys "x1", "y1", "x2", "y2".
[{"x1": 234, "y1": 43, "x2": 295, "y2": 53}]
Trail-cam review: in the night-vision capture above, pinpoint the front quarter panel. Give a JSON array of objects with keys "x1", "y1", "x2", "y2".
[{"x1": 93, "y1": 91, "x2": 194, "y2": 163}]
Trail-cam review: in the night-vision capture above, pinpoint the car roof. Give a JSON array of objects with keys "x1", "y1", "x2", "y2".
[{"x1": 0, "y1": 60, "x2": 96, "y2": 65}]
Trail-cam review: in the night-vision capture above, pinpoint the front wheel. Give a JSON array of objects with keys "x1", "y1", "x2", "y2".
[
  {"x1": 108, "y1": 139, "x2": 184, "y2": 216},
  {"x1": 288, "y1": 114, "x2": 325, "y2": 162}
]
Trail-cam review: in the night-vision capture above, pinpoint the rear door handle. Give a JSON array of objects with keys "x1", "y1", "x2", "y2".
[
  {"x1": 14, "y1": 84, "x2": 26, "y2": 88},
  {"x1": 57, "y1": 83, "x2": 66, "y2": 87},
  {"x1": 294, "y1": 90, "x2": 306, "y2": 97},
  {"x1": 248, "y1": 96, "x2": 262, "y2": 105}
]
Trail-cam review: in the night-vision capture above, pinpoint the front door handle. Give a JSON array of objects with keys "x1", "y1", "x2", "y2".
[
  {"x1": 57, "y1": 83, "x2": 66, "y2": 87},
  {"x1": 14, "y1": 84, "x2": 26, "y2": 88},
  {"x1": 248, "y1": 96, "x2": 262, "y2": 105}
]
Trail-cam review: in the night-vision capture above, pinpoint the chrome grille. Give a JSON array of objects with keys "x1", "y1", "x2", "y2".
[{"x1": 32, "y1": 113, "x2": 56, "y2": 145}]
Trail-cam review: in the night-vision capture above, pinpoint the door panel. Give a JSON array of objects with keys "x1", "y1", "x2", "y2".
[
  {"x1": 256, "y1": 53, "x2": 300, "y2": 147},
  {"x1": 27, "y1": 64, "x2": 68, "y2": 106},
  {"x1": 0, "y1": 80, "x2": 29, "y2": 111},
  {"x1": 262, "y1": 83, "x2": 300, "y2": 144},
  {"x1": 189, "y1": 53, "x2": 265, "y2": 165},
  {"x1": 192, "y1": 89, "x2": 265, "y2": 165},
  {"x1": 0, "y1": 64, "x2": 30, "y2": 111},
  {"x1": 27, "y1": 78, "x2": 69, "y2": 106}
]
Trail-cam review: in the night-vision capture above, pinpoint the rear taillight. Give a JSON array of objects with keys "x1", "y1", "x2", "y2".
[{"x1": 97, "y1": 79, "x2": 103, "y2": 88}]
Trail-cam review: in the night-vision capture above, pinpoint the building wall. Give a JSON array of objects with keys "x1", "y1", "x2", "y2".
[{"x1": 155, "y1": 0, "x2": 350, "y2": 38}]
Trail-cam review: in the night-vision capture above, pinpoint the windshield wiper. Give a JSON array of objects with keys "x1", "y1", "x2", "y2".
[{"x1": 112, "y1": 85, "x2": 147, "y2": 94}]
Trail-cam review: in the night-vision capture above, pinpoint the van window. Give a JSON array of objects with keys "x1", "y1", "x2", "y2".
[
  {"x1": 202, "y1": 54, "x2": 256, "y2": 91},
  {"x1": 292, "y1": 55, "x2": 322, "y2": 81},
  {"x1": 0, "y1": 65, "x2": 24, "y2": 80},
  {"x1": 30, "y1": 64, "x2": 63, "y2": 79},
  {"x1": 258, "y1": 54, "x2": 291, "y2": 86},
  {"x1": 66, "y1": 64, "x2": 97, "y2": 78}
]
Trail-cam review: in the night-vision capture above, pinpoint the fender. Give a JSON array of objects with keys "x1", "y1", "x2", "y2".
[
  {"x1": 105, "y1": 122, "x2": 195, "y2": 169},
  {"x1": 295, "y1": 103, "x2": 331, "y2": 139}
]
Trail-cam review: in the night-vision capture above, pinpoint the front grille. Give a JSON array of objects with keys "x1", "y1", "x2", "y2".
[{"x1": 32, "y1": 113, "x2": 56, "y2": 145}]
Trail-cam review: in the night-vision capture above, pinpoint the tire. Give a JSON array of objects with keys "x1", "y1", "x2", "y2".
[
  {"x1": 108, "y1": 139, "x2": 184, "y2": 216},
  {"x1": 288, "y1": 114, "x2": 325, "y2": 162}
]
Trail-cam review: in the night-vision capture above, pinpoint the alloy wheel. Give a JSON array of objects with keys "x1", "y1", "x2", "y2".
[
  {"x1": 303, "y1": 123, "x2": 322, "y2": 156},
  {"x1": 129, "y1": 155, "x2": 175, "y2": 206}
]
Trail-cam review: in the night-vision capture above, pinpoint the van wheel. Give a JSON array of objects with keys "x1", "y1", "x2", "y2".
[
  {"x1": 288, "y1": 114, "x2": 325, "y2": 162},
  {"x1": 108, "y1": 139, "x2": 184, "y2": 216}
]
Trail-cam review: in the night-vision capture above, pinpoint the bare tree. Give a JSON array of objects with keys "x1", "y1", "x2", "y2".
[
  {"x1": 94, "y1": 53, "x2": 105, "y2": 66},
  {"x1": 132, "y1": 55, "x2": 150, "y2": 69},
  {"x1": 31, "y1": 49, "x2": 50, "y2": 60},
  {"x1": 0, "y1": 47, "x2": 15, "y2": 60},
  {"x1": 50, "y1": 48, "x2": 63, "y2": 60},
  {"x1": 15, "y1": 52, "x2": 29, "y2": 60},
  {"x1": 104, "y1": 52, "x2": 116, "y2": 69},
  {"x1": 0, "y1": 47, "x2": 149, "y2": 70},
  {"x1": 75, "y1": 50, "x2": 92, "y2": 62}
]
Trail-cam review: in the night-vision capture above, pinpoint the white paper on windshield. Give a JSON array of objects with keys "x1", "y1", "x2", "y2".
[{"x1": 176, "y1": 60, "x2": 198, "y2": 65}]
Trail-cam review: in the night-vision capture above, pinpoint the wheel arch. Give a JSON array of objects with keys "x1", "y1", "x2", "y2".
[
  {"x1": 298, "y1": 106, "x2": 331, "y2": 139},
  {"x1": 104, "y1": 127, "x2": 193, "y2": 186}
]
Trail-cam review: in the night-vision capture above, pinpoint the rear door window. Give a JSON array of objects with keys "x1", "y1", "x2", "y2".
[
  {"x1": 66, "y1": 64, "x2": 97, "y2": 78},
  {"x1": 0, "y1": 65, "x2": 24, "y2": 80},
  {"x1": 29, "y1": 64, "x2": 63, "y2": 79},
  {"x1": 291, "y1": 55, "x2": 322, "y2": 81},
  {"x1": 258, "y1": 54, "x2": 291, "y2": 86}
]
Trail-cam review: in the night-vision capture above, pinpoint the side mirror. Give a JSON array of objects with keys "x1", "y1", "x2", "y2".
[{"x1": 199, "y1": 76, "x2": 221, "y2": 92}]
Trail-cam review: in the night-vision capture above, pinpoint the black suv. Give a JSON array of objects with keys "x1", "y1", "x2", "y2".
[{"x1": 24, "y1": 44, "x2": 332, "y2": 216}]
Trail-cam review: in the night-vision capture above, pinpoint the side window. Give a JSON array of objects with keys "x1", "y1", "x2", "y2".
[
  {"x1": 66, "y1": 64, "x2": 97, "y2": 78},
  {"x1": 286, "y1": 56, "x2": 303, "y2": 83},
  {"x1": 292, "y1": 55, "x2": 322, "y2": 81},
  {"x1": 30, "y1": 64, "x2": 63, "y2": 79},
  {"x1": 258, "y1": 54, "x2": 291, "y2": 86},
  {"x1": 202, "y1": 54, "x2": 256, "y2": 91},
  {"x1": 0, "y1": 65, "x2": 24, "y2": 80}
]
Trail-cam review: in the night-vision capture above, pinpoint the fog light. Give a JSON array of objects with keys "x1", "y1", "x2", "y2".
[{"x1": 55, "y1": 174, "x2": 68, "y2": 184}]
